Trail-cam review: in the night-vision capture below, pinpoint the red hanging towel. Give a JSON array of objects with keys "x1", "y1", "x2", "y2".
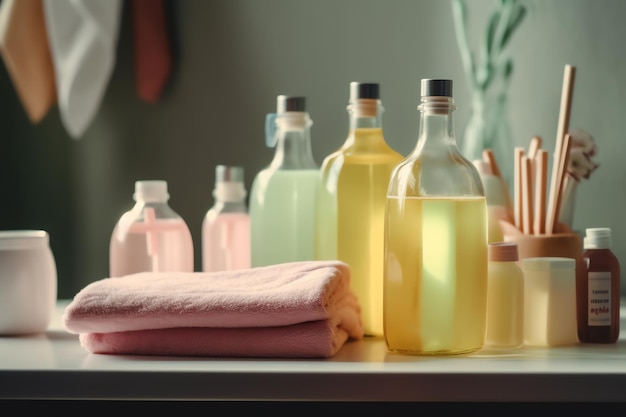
[{"x1": 132, "y1": 0, "x2": 172, "y2": 103}]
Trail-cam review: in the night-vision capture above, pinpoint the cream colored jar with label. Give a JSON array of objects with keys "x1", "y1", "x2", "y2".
[
  {"x1": 486, "y1": 242, "x2": 524, "y2": 348},
  {"x1": 0, "y1": 230, "x2": 57, "y2": 335}
]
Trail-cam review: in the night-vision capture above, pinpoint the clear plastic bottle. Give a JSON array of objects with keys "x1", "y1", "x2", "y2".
[
  {"x1": 316, "y1": 82, "x2": 403, "y2": 337},
  {"x1": 202, "y1": 165, "x2": 250, "y2": 272},
  {"x1": 485, "y1": 242, "x2": 524, "y2": 348},
  {"x1": 249, "y1": 95, "x2": 319, "y2": 267},
  {"x1": 384, "y1": 79, "x2": 488, "y2": 355},
  {"x1": 109, "y1": 180, "x2": 194, "y2": 277},
  {"x1": 579, "y1": 227, "x2": 621, "y2": 343}
]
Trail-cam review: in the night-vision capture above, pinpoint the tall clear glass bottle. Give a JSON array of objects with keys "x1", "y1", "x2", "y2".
[
  {"x1": 202, "y1": 165, "x2": 250, "y2": 272},
  {"x1": 316, "y1": 82, "x2": 403, "y2": 337},
  {"x1": 109, "y1": 180, "x2": 194, "y2": 277},
  {"x1": 249, "y1": 95, "x2": 319, "y2": 267},
  {"x1": 384, "y1": 79, "x2": 488, "y2": 355}
]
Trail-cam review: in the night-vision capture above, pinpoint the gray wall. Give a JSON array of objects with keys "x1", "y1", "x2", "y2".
[{"x1": 2, "y1": 0, "x2": 624, "y2": 299}]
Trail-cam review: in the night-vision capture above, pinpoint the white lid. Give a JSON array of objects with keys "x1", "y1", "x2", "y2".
[
  {"x1": 0, "y1": 230, "x2": 49, "y2": 250},
  {"x1": 584, "y1": 227, "x2": 612, "y2": 249},
  {"x1": 521, "y1": 257, "x2": 575, "y2": 271},
  {"x1": 215, "y1": 165, "x2": 244, "y2": 183},
  {"x1": 134, "y1": 180, "x2": 169, "y2": 203},
  {"x1": 215, "y1": 182, "x2": 247, "y2": 202},
  {"x1": 213, "y1": 166, "x2": 247, "y2": 202}
]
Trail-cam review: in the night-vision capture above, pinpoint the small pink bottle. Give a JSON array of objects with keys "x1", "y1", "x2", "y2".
[
  {"x1": 109, "y1": 180, "x2": 194, "y2": 277},
  {"x1": 202, "y1": 165, "x2": 250, "y2": 272}
]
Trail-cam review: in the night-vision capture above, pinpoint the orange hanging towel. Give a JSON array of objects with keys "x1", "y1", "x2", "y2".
[{"x1": 0, "y1": 0, "x2": 56, "y2": 124}]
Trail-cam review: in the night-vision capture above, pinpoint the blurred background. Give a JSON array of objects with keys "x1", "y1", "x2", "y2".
[{"x1": 1, "y1": 0, "x2": 624, "y2": 299}]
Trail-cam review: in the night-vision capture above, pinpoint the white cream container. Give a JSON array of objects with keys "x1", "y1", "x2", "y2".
[
  {"x1": 0, "y1": 230, "x2": 57, "y2": 335},
  {"x1": 521, "y1": 257, "x2": 578, "y2": 347}
]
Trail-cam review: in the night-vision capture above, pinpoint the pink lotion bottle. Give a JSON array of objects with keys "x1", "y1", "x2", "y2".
[
  {"x1": 202, "y1": 165, "x2": 250, "y2": 272},
  {"x1": 109, "y1": 180, "x2": 194, "y2": 277}
]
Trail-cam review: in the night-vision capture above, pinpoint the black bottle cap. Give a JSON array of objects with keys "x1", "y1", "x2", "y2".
[
  {"x1": 421, "y1": 79, "x2": 453, "y2": 97},
  {"x1": 277, "y1": 95, "x2": 306, "y2": 113},
  {"x1": 350, "y1": 82, "x2": 380, "y2": 100}
]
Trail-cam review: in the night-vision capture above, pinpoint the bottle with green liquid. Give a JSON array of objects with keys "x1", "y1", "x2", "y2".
[
  {"x1": 316, "y1": 82, "x2": 403, "y2": 337},
  {"x1": 249, "y1": 95, "x2": 319, "y2": 267},
  {"x1": 384, "y1": 79, "x2": 488, "y2": 355}
]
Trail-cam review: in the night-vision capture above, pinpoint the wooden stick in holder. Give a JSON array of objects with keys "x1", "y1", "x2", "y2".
[{"x1": 546, "y1": 65, "x2": 576, "y2": 234}]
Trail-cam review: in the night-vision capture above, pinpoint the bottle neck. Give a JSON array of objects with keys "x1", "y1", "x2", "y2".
[
  {"x1": 270, "y1": 112, "x2": 317, "y2": 170},
  {"x1": 415, "y1": 96, "x2": 458, "y2": 154},
  {"x1": 212, "y1": 200, "x2": 248, "y2": 214},
  {"x1": 132, "y1": 199, "x2": 179, "y2": 220},
  {"x1": 348, "y1": 99, "x2": 383, "y2": 130},
  {"x1": 213, "y1": 181, "x2": 247, "y2": 206},
  {"x1": 584, "y1": 239, "x2": 611, "y2": 250}
]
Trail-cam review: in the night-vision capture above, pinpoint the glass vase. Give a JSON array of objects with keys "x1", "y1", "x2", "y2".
[{"x1": 461, "y1": 88, "x2": 514, "y2": 186}]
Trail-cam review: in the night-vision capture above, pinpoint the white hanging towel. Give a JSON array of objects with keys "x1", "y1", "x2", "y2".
[{"x1": 43, "y1": 0, "x2": 122, "y2": 139}]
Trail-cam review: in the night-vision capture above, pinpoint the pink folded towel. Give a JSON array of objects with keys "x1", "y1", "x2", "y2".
[{"x1": 63, "y1": 260, "x2": 363, "y2": 358}]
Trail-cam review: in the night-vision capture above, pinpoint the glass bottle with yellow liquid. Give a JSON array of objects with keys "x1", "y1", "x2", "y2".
[
  {"x1": 316, "y1": 82, "x2": 403, "y2": 337},
  {"x1": 384, "y1": 79, "x2": 488, "y2": 355}
]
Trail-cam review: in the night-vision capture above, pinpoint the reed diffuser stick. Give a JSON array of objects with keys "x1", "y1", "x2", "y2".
[
  {"x1": 533, "y1": 149, "x2": 548, "y2": 235},
  {"x1": 514, "y1": 147, "x2": 525, "y2": 231},
  {"x1": 546, "y1": 65, "x2": 576, "y2": 234},
  {"x1": 521, "y1": 155, "x2": 534, "y2": 235},
  {"x1": 547, "y1": 133, "x2": 572, "y2": 234}
]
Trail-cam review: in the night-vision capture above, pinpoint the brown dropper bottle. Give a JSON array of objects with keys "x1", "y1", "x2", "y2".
[{"x1": 578, "y1": 227, "x2": 621, "y2": 343}]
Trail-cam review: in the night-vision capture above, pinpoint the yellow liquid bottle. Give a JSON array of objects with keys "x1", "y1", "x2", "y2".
[
  {"x1": 316, "y1": 82, "x2": 403, "y2": 337},
  {"x1": 384, "y1": 79, "x2": 488, "y2": 355}
]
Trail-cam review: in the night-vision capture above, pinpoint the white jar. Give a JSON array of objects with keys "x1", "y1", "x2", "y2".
[
  {"x1": 0, "y1": 230, "x2": 57, "y2": 335},
  {"x1": 521, "y1": 257, "x2": 578, "y2": 347}
]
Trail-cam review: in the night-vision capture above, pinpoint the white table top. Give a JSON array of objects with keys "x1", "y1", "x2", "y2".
[{"x1": 1, "y1": 300, "x2": 626, "y2": 403}]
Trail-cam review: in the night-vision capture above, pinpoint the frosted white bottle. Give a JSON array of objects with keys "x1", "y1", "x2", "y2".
[
  {"x1": 485, "y1": 242, "x2": 524, "y2": 348},
  {"x1": 522, "y1": 257, "x2": 578, "y2": 347},
  {"x1": 109, "y1": 180, "x2": 194, "y2": 277},
  {"x1": 474, "y1": 160, "x2": 509, "y2": 243}
]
